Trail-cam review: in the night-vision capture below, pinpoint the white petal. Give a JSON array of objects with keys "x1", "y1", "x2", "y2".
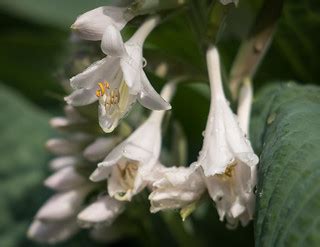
[
  {"x1": 199, "y1": 102, "x2": 234, "y2": 176},
  {"x1": 98, "y1": 144, "x2": 124, "y2": 167},
  {"x1": 138, "y1": 72, "x2": 171, "y2": 110},
  {"x1": 44, "y1": 166, "x2": 87, "y2": 191},
  {"x1": 77, "y1": 196, "x2": 124, "y2": 227},
  {"x1": 84, "y1": 137, "x2": 118, "y2": 162},
  {"x1": 27, "y1": 219, "x2": 78, "y2": 244},
  {"x1": 120, "y1": 44, "x2": 143, "y2": 90},
  {"x1": 49, "y1": 156, "x2": 80, "y2": 171},
  {"x1": 222, "y1": 103, "x2": 259, "y2": 167},
  {"x1": 71, "y1": 6, "x2": 133, "y2": 41},
  {"x1": 64, "y1": 87, "x2": 98, "y2": 106},
  {"x1": 101, "y1": 25, "x2": 127, "y2": 56},
  {"x1": 230, "y1": 199, "x2": 246, "y2": 218},
  {"x1": 90, "y1": 166, "x2": 112, "y2": 182},
  {"x1": 36, "y1": 187, "x2": 91, "y2": 221},
  {"x1": 220, "y1": 0, "x2": 239, "y2": 6},
  {"x1": 122, "y1": 143, "x2": 154, "y2": 164},
  {"x1": 98, "y1": 94, "x2": 136, "y2": 133},
  {"x1": 70, "y1": 57, "x2": 109, "y2": 89},
  {"x1": 45, "y1": 139, "x2": 80, "y2": 156},
  {"x1": 149, "y1": 166, "x2": 205, "y2": 213}
]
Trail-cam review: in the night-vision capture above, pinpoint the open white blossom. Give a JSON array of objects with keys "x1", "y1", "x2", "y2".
[
  {"x1": 90, "y1": 83, "x2": 176, "y2": 201},
  {"x1": 65, "y1": 16, "x2": 170, "y2": 133},
  {"x1": 148, "y1": 164, "x2": 205, "y2": 213},
  {"x1": 71, "y1": 5, "x2": 134, "y2": 41},
  {"x1": 195, "y1": 46, "x2": 258, "y2": 177},
  {"x1": 202, "y1": 47, "x2": 258, "y2": 227}
]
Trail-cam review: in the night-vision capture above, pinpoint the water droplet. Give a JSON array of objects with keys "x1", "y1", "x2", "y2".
[
  {"x1": 142, "y1": 58, "x2": 147, "y2": 67},
  {"x1": 253, "y1": 185, "x2": 258, "y2": 195},
  {"x1": 267, "y1": 113, "x2": 276, "y2": 125}
]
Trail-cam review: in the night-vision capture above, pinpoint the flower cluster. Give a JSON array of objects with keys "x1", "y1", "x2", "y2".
[{"x1": 29, "y1": 1, "x2": 259, "y2": 244}]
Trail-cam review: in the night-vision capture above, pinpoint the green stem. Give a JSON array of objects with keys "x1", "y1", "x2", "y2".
[{"x1": 229, "y1": 0, "x2": 284, "y2": 100}]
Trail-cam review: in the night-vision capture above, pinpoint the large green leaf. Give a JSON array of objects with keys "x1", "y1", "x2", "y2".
[
  {"x1": 251, "y1": 83, "x2": 320, "y2": 246},
  {"x1": 0, "y1": 0, "x2": 121, "y2": 30},
  {"x1": 0, "y1": 83, "x2": 52, "y2": 246}
]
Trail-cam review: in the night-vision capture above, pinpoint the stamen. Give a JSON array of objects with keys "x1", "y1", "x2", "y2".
[
  {"x1": 216, "y1": 163, "x2": 236, "y2": 180},
  {"x1": 95, "y1": 80, "x2": 121, "y2": 114}
]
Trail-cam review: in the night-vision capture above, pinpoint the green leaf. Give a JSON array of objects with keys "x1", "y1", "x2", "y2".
[
  {"x1": 251, "y1": 83, "x2": 320, "y2": 246},
  {"x1": 0, "y1": 83, "x2": 52, "y2": 246},
  {"x1": 0, "y1": 0, "x2": 121, "y2": 30}
]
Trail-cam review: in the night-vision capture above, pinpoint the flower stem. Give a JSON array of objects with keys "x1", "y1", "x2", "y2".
[
  {"x1": 237, "y1": 78, "x2": 253, "y2": 136},
  {"x1": 206, "y1": 46, "x2": 225, "y2": 100},
  {"x1": 229, "y1": 0, "x2": 284, "y2": 100},
  {"x1": 129, "y1": 15, "x2": 160, "y2": 44}
]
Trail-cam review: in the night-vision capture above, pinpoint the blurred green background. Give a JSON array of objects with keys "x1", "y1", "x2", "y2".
[{"x1": 0, "y1": 0, "x2": 319, "y2": 246}]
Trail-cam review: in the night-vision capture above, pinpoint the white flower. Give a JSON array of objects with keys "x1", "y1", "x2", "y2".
[
  {"x1": 83, "y1": 137, "x2": 120, "y2": 162},
  {"x1": 71, "y1": 6, "x2": 134, "y2": 41},
  {"x1": 201, "y1": 47, "x2": 258, "y2": 227},
  {"x1": 90, "y1": 83, "x2": 176, "y2": 201},
  {"x1": 44, "y1": 166, "x2": 88, "y2": 191},
  {"x1": 220, "y1": 0, "x2": 239, "y2": 6},
  {"x1": 195, "y1": 46, "x2": 259, "y2": 177},
  {"x1": 28, "y1": 219, "x2": 79, "y2": 244},
  {"x1": 148, "y1": 164, "x2": 205, "y2": 213},
  {"x1": 77, "y1": 195, "x2": 125, "y2": 227},
  {"x1": 35, "y1": 185, "x2": 93, "y2": 221},
  {"x1": 49, "y1": 105, "x2": 88, "y2": 131},
  {"x1": 204, "y1": 161, "x2": 256, "y2": 228},
  {"x1": 65, "y1": 16, "x2": 171, "y2": 133},
  {"x1": 45, "y1": 133, "x2": 92, "y2": 156}
]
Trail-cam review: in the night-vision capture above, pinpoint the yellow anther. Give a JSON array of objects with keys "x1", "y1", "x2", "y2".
[{"x1": 96, "y1": 82, "x2": 106, "y2": 97}]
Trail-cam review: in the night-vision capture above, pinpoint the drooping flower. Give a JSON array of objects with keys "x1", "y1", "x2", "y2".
[
  {"x1": 65, "y1": 16, "x2": 171, "y2": 133},
  {"x1": 202, "y1": 47, "x2": 258, "y2": 227},
  {"x1": 148, "y1": 164, "x2": 206, "y2": 214},
  {"x1": 195, "y1": 46, "x2": 259, "y2": 177},
  {"x1": 71, "y1": 5, "x2": 134, "y2": 41},
  {"x1": 90, "y1": 83, "x2": 176, "y2": 201}
]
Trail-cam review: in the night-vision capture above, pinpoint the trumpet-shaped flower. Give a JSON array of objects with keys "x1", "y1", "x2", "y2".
[
  {"x1": 90, "y1": 83, "x2": 176, "y2": 201},
  {"x1": 65, "y1": 16, "x2": 170, "y2": 133},
  {"x1": 71, "y1": 5, "x2": 134, "y2": 41},
  {"x1": 202, "y1": 47, "x2": 258, "y2": 227},
  {"x1": 148, "y1": 164, "x2": 205, "y2": 213},
  {"x1": 195, "y1": 46, "x2": 258, "y2": 177}
]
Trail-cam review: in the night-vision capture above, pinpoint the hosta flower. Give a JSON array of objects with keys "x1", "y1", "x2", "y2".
[
  {"x1": 28, "y1": 219, "x2": 78, "y2": 244},
  {"x1": 148, "y1": 165, "x2": 205, "y2": 213},
  {"x1": 196, "y1": 46, "x2": 258, "y2": 177},
  {"x1": 71, "y1": 5, "x2": 134, "y2": 41},
  {"x1": 202, "y1": 47, "x2": 258, "y2": 227},
  {"x1": 35, "y1": 185, "x2": 94, "y2": 221},
  {"x1": 83, "y1": 137, "x2": 120, "y2": 162},
  {"x1": 65, "y1": 16, "x2": 170, "y2": 133},
  {"x1": 77, "y1": 195, "x2": 125, "y2": 228},
  {"x1": 220, "y1": 0, "x2": 239, "y2": 5},
  {"x1": 90, "y1": 83, "x2": 176, "y2": 201}
]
